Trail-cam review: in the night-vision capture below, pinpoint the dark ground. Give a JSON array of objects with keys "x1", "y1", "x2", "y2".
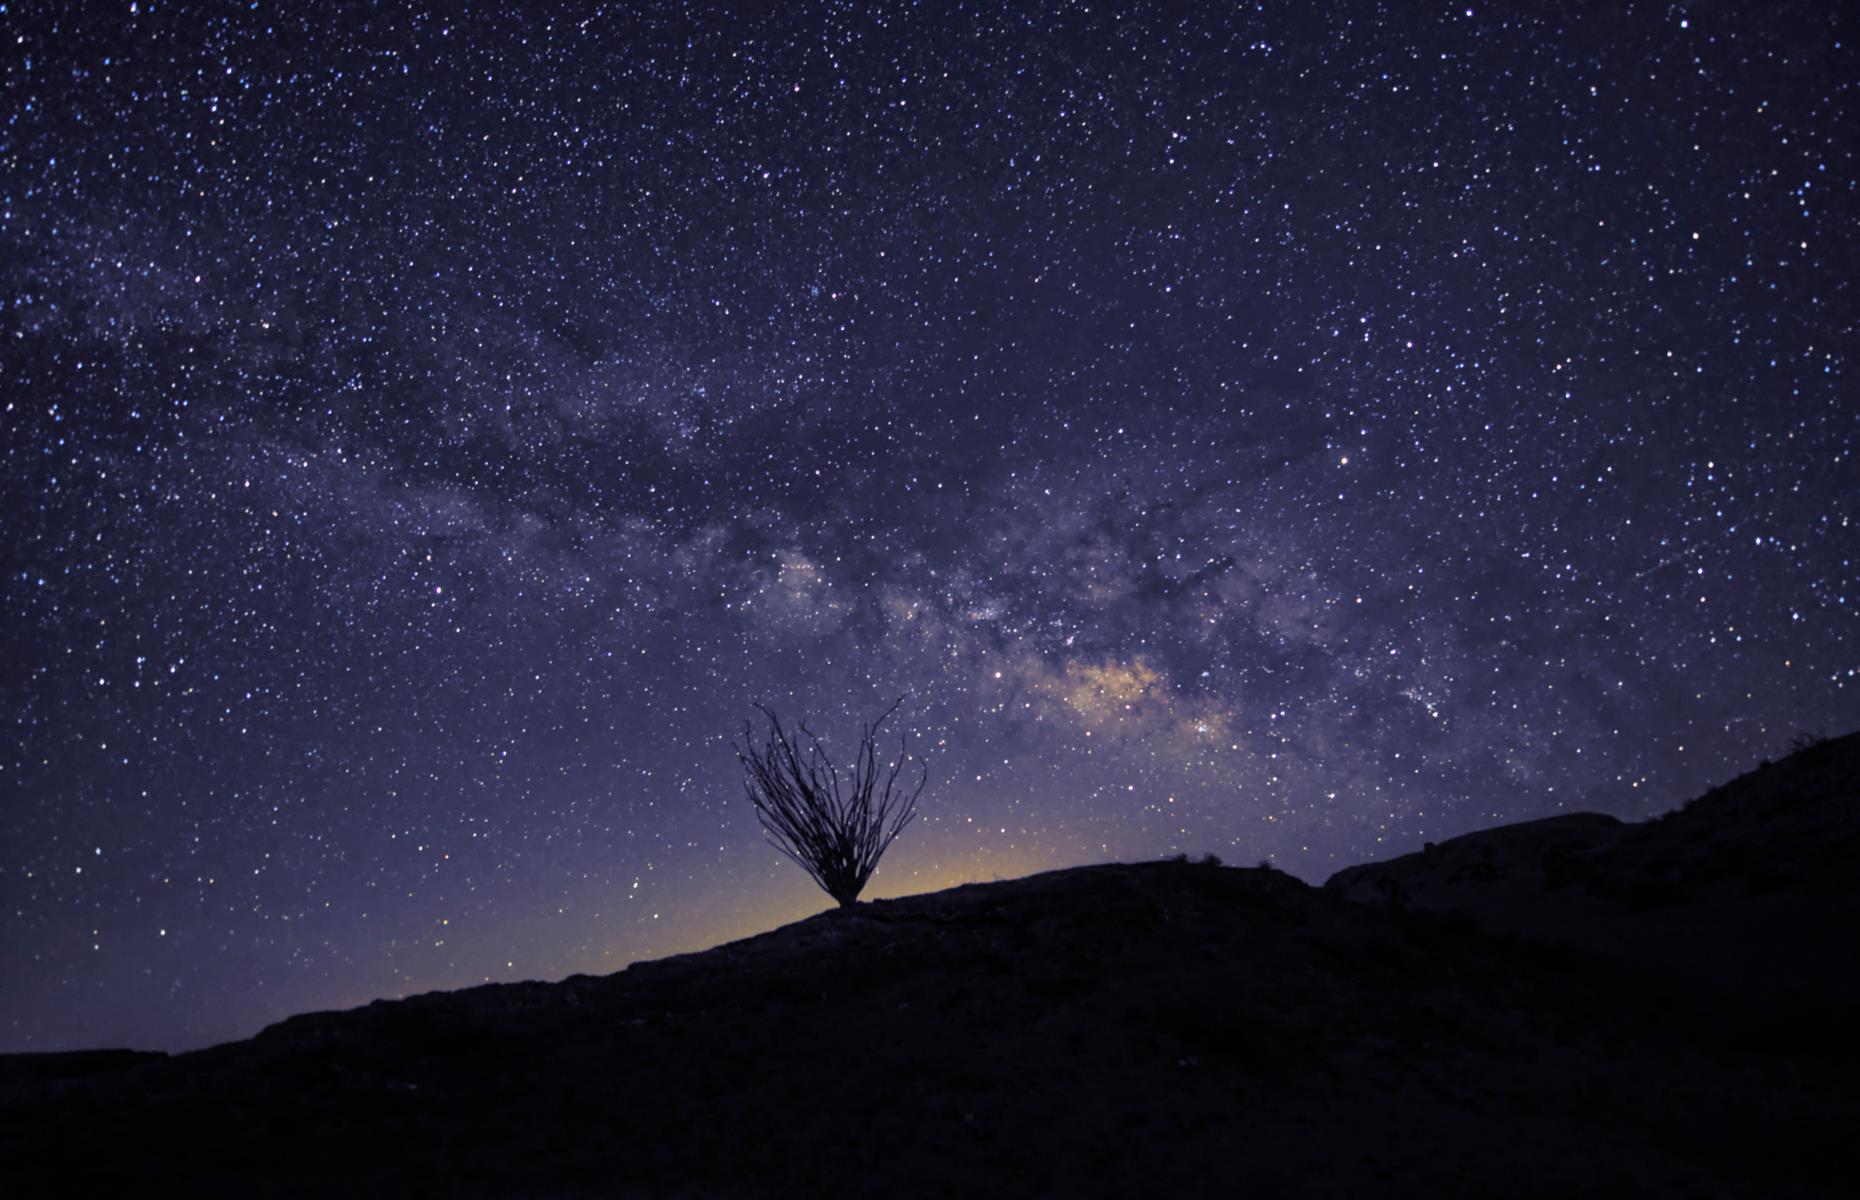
[{"x1": 5, "y1": 732, "x2": 1856, "y2": 1197}]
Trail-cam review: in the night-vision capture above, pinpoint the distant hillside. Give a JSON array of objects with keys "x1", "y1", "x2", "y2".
[
  {"x1": 3, "y1": 734, "x2": 1855, "y2": 1198},
  {"x1": 1327, "y1": 730, "x2": 1860, "y2": 1012}
]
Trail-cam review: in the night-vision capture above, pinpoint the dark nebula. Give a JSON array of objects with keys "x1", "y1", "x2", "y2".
[{"x1": 2, "y1": 2, "x2": 1853, "y2": 1052}]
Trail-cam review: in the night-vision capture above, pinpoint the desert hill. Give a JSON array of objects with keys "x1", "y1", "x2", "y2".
[
  {"x1": 1326, "y1": 731, "x2": 1860, "y2": 1016},
  {"x1": 3, "y1": 733, "x2": 1855, "y2": 1197}
]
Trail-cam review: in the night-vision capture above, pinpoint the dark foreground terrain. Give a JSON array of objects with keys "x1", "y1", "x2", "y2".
[{"x1": 5, "y1": 733, "x2": 1856, "y2": 1197}]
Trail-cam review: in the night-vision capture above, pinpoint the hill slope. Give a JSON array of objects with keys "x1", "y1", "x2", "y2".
[
  {"x1": 4, "y1": 735, "x2": 1856, "y2": 1197},
  {"x1": 1327, "y1": 731, "x2": 1860, "y2": 1013}
]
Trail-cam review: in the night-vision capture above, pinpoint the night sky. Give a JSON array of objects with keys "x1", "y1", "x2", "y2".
[{"x1": 4, "y1": 1, "x2": 1855, "y2": 1053}]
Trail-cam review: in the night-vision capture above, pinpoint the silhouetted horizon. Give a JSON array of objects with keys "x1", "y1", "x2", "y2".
[{"x1": 6, "y1": 729, "x2": 1855, "y2": 1197}]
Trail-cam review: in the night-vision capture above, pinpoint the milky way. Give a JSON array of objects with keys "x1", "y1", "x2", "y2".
[{"x1": 3, "y1": 2, "x2": 1855, "y2": 1051}]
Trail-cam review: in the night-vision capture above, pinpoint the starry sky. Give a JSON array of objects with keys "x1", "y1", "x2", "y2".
[{"x1": 3, "y1": 1, "x2": 1855, "y2": 1053}]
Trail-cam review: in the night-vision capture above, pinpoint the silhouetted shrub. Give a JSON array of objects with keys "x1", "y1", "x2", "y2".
[{"x1": 737, "y1": 700, "x2": 926, "y2": 907}]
